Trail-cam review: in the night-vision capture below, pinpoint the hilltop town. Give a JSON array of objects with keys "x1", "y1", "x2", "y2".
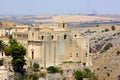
[{"x1": 0, "y1": 14, "x2": 120, "y2": 80}]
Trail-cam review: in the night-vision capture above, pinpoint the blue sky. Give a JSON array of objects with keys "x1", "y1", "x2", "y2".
[{"x1": 0, "y1": 0, "x2": 119, "y2": 15}]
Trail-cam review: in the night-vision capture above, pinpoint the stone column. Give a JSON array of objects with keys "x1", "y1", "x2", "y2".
[
  {"x1": 54, "y1": 40, "x2": 56, "y2": 66},
  {"x1": 44, "y1": 39, "x2": 47, "y2": 68}
]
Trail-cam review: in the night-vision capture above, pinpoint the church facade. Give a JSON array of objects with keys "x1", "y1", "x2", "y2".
[{"x1": 13, "y1": 22, "x2": 91, "y2": 68}]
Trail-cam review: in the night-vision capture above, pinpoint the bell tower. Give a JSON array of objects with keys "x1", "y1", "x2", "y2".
[{"x1": 59, "y1": 17, "x2": 67, "y2": 29}]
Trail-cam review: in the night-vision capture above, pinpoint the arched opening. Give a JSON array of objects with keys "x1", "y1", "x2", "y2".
[
  {"x1": 41, "y1": 35, "x2": 44, "y2": 40},
  {"x1": 51, "y1": 35, "x2": 54, "y2": 40},
  {"x1": 31, "y1": 49, "x2": 34, "y2": 59},
  {"x1": 64, "y1": 35, "x2": 67, "y2": 40},
  {"x1": 63, "y1": 23, "x2": 65, "y2": 28},
  {"x1": 86, "y1": 53, "x2": 87, "y2": 57},
  {"x1": 2, "y1": 52, "x2": 3, "y2": 56},
  {"x1": 76, "y1": 53, "x2": 79, "y2": 57}
]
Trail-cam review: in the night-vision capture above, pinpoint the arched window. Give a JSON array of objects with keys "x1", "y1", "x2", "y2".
[
  {"x1": 76, "y1": 53, "x2": 79, "y2": 57},
  {"x1": 2, "y1": 52, "x2": 3, "y2": 56},
  {"x1": 64, "y1": 35, "x2": 67, "y2": 39},
  {"x1": 31, "y1": 49, "x2": 34, "y2": 59},
  {"x1": 51, "y1": 35, "x2": 54, "y2": 40},
  {"x1": 86, "y1": 53, "x2": 87, "y2": 57},
  {"x1": 63, "y1": 23, "x2": 65, "y2": 28},
  {"x1": 41, "y1": 35, "x2": 44, "y2": 40}
]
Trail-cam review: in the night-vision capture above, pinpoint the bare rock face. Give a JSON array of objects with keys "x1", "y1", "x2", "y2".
[
  {"x1": 90, "y1": 31, "x2": 120, "y2": 53},
  {"x1": 92, "y1": 45, "x2": 120, "y2": 80}
]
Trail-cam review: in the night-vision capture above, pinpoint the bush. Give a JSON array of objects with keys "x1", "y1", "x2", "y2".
[
  {"x1": 107, "y1": 73, "x2": 110, "y2": 76},
  {"x1": 111, "y1": 25, "x2": 115, "y2": 31},
  {"x1": 82, "y1": 63, "x2": 86, "y2": 66},
  {"x1": 105, "y1": 28, "x2": 109, "y2": 32},
  {"x1": 39, "y1": 72, "x2": 47, "y2": 78},
  {"x1": 73, "y1": 68, "x2": 98, "y2": 80},
  {"x1": 117, "y1": 51, "x2": 120, "y2": 55},
  {"x1": 76, "y1": 61, "x2": 81, "y2": 63},
  {"x1": 100, "y1": 49, "x2": 105, "y2": 53},
  {"x1": 74, "y1": 70, "x2": 83, "y2": 80},
  {"x1": 33, "y1": 63, "x2": 39, "y2": 71},
  {"x1": 62, "y1": 61, "x2": 73, "y2": 63},
  {"x1": 100, "y1": 43, "x2": 113, "y2": 53},
  {"x1": 96, "y1": 25, "x2": 99, "y2": 27},
  {"x1": 47, "y1": 66, "x2": 62, "y2": 73},
  {"x1": 33, "y1": 73, "x2": 39, "y2": 80}
]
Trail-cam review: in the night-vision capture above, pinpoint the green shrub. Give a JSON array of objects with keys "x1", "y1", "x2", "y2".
[
  {"x1": 33, "y1": 73, "x2": 39, "y2": 80},
  {"x1": 33, "y1": 62, "x2": 39, "y2": 71},
  {"x1": 111, "y1": 25, "x2": 115, "y2": 31},
  {"x1": 74, "y1": 70, "x2": 83, "y2": 80},
  {"x1": 73, "y1": 68, "x2": 98, "y2": 80},
  {"x1": 105, "y1": 28, "x2": 109, "y2": 32},
  {"x1": 39, "y1": 72, "x2": 47, "y2": 78},
  {"x1": 47, "y1": 66, "x2": 62, "y2": 73},
  {"x1": 62, "y1": 61, "x2": 73, "y2": 63},
  {"x1": 100, "y1": 43, "x2": 113, "y2": 53},
  {"x1": 96, "y1": 25, "x2": 99, "y2": 27},
  {"x1": 76, "y1": 61, "x2": 81, "y2": 63},
  {"x1": 83, "y1": 63, "x2": 86, "y2": 66}
]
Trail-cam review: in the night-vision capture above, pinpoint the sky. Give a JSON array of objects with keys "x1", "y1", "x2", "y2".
[{"x1": 0, "y1": 0, "x2": 119, "y2": 15}]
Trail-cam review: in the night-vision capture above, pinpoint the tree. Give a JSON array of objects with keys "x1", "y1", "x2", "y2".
[
  {"x1": 111, "y1": 25, "x2": 115, "y2": 31},
  {"x1": 0, "y1": 40, "x2": 6, "y2": 55},
  {"x1": 11, "y1": 43, "x2": 26, "y2": 75},
  {"x1": 84, "y1": 68, "x2": 94, "y2": 78},
  {"x1": 9, "y1": 38, "x2": 18, "y2": 46},
  {"x1": 96, "y1": 25, "x2": 99, "y2": 27},
  {"x1": 4, "y1": 46, "x2": 11, "y2": 56},
  {"x1": 0, "y1": 40, "x2": 6, "y2": 65},
  {"x1": 105, "y1": 28, "x2": 109, "y2": 32},
  {"x1": 74, "y1": 70, "x2": 83, "y2": 80},
  {"x1": 4, "y1": 39, "x2": 26, "y2": 75},
  {"x1": 100, "y1": 43, "x2": 113, "y2": 53},
  {"x1": 33, "y1": 62, "x2": 39, "y2": 71}
]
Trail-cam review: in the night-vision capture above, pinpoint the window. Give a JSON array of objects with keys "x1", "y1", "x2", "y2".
[
  {"x1": 74, "y1": 34, "x2": 77, "y2": 37},
  {"x1": 51, "y1": 35, "x2": 54, "y2": 40},
  {"x1": 2, "y1": 52, "x2": 3, "y2": 56},
  {"x1": 86, "y1": 53, "x2": 87, "y2": 57},
  {"x1": 31, "y1": 49, "x2": 34, "y2": 59},
  {"x1": 41, "y1": 35, "x2": 44, "y2": 40},
  {"x1": 63, "y1": 23, "x2": 65, "y2": 28},
  {"x1": 64, "y1": 35, "x2": 67, "y2": 39},
  {"x1": 76, "y1": 53, "x2": 79, "y2": 57}
]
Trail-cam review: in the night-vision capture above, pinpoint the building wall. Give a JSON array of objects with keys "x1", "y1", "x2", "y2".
[
  {"x1": 0, "y1": 67, "x2": 8, "y2": 80},
  {"x1": 27, "y1": 25, "x2": 69, "y2": 67},
  {"x1": 0, "y1": 28, "x2": 6, "y2": 36},
  {"x1": 13, "y1": 23, "x2": 91, "y2": 68}
]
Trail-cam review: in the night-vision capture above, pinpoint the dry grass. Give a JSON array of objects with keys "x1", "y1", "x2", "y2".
[{"x1": 30, "y1": 15, "x2": 116, "y2": 23}]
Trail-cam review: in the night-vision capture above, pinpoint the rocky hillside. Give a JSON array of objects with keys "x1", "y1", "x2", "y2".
[
  {"x1": 92, "y1": 45, "x2": 120, "y2": 80},
  {"x1": 0, "y1": 21, "x2": 16, "y2": 28}
]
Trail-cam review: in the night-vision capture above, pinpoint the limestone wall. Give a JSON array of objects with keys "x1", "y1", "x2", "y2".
[{"x1": 13, "y1": 24, "x2": 91, "y2": 68}]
